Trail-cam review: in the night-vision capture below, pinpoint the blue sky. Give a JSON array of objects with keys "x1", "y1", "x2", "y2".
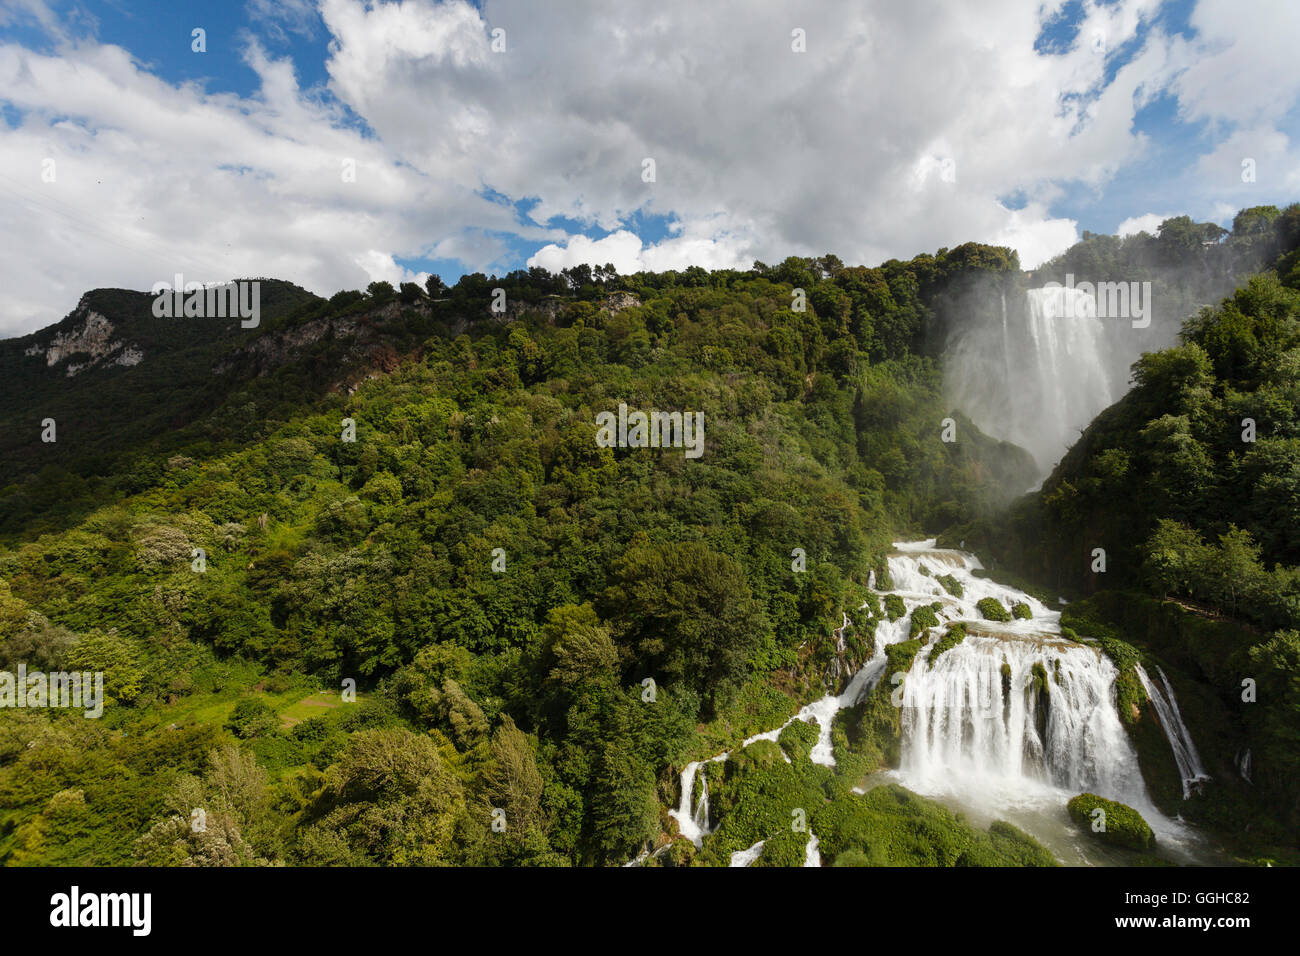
[{"x1": 1, "y1": 0, "x2": 1298, "y2": 335}]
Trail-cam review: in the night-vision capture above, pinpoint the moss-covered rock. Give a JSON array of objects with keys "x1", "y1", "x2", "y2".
[
  {"x1": 937, "y1": 573, "x2": 964, "y2": 598},
  {"x1": 976, "y1": 597, "x2": 1012, "y2": 622},
  {"x1": 663, "y1": 837, "x2": 697, "y2": 867},
  {"x1": 1029, "y1": 661, "x2": 1050, "y2": 697},
  {"x1": 833, "y1": 638, "x2": 924, "y2": 773},
  {"x1": 831, "y1": 848, "x2": 872, "y2": 866},
  {"x1": 885, "y1": 638, "x2": 925, "y2": 676},
  {"x1": 696, "y1": 737, "x2": 833, "y2": 865},
  {"x1": 1066, "y1": 793, "x2": 1156, "y2": 851},
  {"x1": 873, "y1": 560, "x2": 895, "y2": 592},
  {"x1": 1011, "y1": 602, "x2": 1032, "y2": 620},
  {"x1": 909, "y1": 604, "x2": 940, "y2": 638},
  {"x1": 727, "y1": 738, "x2": 783, "y2": 776},
  {"x1": 884, "y1": 593, "x2": 906, "y2": 621},
  {"x1": 928, "y1": 623, "x2": 967, "y2": 668}
]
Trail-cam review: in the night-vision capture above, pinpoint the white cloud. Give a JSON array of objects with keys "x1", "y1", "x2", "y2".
[
  {"x1": 990, "y1": 206, "x2": 1080, "y2": 269},
  {"x1": 1117, "y1": 212, "x2": 1171, "y2": 236},
  {"x1": 1169, "y1": 0, "x2": 1300, "y2": 127},
  {"x1": 0, "y1": 0, "x2": 1295, "y2": 336},
  {"x1": 527, "y1": 229, "x2": 753, "y2": 275}
]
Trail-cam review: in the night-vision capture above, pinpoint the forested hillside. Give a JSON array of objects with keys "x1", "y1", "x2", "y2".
[
  {"x1": 0, "y1": 244, "x2": 1038, "y2": 866},
  {"x1": 5, "y1": 203, "x2": 1298, "y2": 867}
]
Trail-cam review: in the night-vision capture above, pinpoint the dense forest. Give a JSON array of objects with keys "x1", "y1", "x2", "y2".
[{"x1": 1, "y1": 205, "x2": 1297, "y2": 866}]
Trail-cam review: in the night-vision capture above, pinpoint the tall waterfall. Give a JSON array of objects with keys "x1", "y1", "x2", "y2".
[
  {"x1": 945, "y1": 287, "x2": 1118, "y2": 475},
  {"x1": 1135, "y1": 664, "x2": 1211, "y2": 798}
]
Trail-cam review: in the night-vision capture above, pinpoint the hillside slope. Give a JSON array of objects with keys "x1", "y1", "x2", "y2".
[{"x1": 0, "y1": 246, "x2": 1037, "y2": 866}]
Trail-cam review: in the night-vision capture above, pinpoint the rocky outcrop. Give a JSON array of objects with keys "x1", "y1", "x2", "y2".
[
  {"x1": 27, "y1": 308, "x2": 144, "y2": 376},
  {"x1": 211, "y1": 301, "x2": 408, "y2": 389},
  {"x1": 483, "y1": 291, "x2": 642, "y2": 325}
]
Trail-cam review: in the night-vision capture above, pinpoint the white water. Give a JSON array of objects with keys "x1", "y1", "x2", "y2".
[
  {"x1": 946, "y1": 287, "x2": 1118, "y2": 475},
  {"x1": 725, "y1": 833, "x2": 820, "y2": 867},
  {"x1": 804, "y1": 832, "x2": 821, "y2": 867},
  {"x1": 658, "y1": 541, "x2": 1213, "y2": 865},
  {"x1": 1236, "y1": 748, "x2": 1253, "y2": 784},
  {"x1": 669, "y1": 758, "x2": 723, "y2": 847},
  {"x1": 730, "y1": 841, "x2": 766, "y2": 867},
  {"x1": 1135, "y1": 664, "x2": 1211, "y2": 798}
]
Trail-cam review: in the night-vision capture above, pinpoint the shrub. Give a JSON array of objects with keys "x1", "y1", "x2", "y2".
[
  {"x1": 937, "y1": 574, "x2": 964, "y2": 598},
  {"x1": 753, "y1": 825, "x2": 810, "y2": 867},
  {"x1": 778, "y1": 718, "x2": 819, "y2": 764},
  {"x1": 884, "y1": 594, "x2": 906, "y2": 621},
  {"x1": 1011, "y1": 602, "x2": 1032, "y2": 619},
  {"x1": 226, "y1": 697, "x2": 280, "y2": 739}
]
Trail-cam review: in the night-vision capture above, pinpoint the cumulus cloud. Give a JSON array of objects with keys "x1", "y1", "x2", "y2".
[
  {"x1": 0, "y1": 0, "x2": 1297, "y2": 335},
  {"x1": 1117, "y1": 212, "x2": 1172, "y2": 236}
]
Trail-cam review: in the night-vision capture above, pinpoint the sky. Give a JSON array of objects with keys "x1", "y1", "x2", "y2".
[{"x1": 1, "y1": 0, "x2": 1298, "y2": 337}]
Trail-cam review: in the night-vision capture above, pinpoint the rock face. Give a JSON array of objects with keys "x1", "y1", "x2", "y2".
[
  {"x1": 604, "y1": 291, "x2": 641, "y2": 314},
  {"x1": 213, "y1": 291, "x2": 644, "y2": 387},
  {"x1": 28, "y1": 307, "x2": 144, "y2": 376},
  {"x1": 483, "y1": 291, "x2": 642, "y2": 326},
  {"x1": 211, "y1": 303, "x2": 406, "y2": 391}
]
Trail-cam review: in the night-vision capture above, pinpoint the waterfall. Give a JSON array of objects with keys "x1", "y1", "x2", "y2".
[
  {"x1": 945, "y1": 286, "x2": 1117, "y2": 474},
  {"x1": 694, "y1": 766, "x2": 711, "y2": 832},
  {"x1": 1134, "y1": 665, "x2": 1211, "y2": 798},
  {"x1": 804, "y1": 831, "x2": 821, "y2": 867},
  {"x1": 652, "y1": 541, "x2": 1211, "y2": 864},
  {"x1": 900, "y1": 634, "x2": 1148, "y2": 805},
  {"x1": 669, "y1": 761, "x2": 713, "y2": 846},
  {"x1": 887, "y1": 543, "x2": 1150, "y2": 811},
  {"x1": 730, "y1": 841, "x2": 766, "y2": 867}
]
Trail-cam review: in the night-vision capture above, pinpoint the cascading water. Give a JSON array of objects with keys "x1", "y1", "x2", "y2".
[
  {"x1": 651, "y1": 541, "x2": 1214, "y2": 865},
  {"x1": 1135, "y1": 664, "x2": 1211, "y2": 798},
  {"x1": 669, "y1": 759, "x2": 718, "y2": 846},
  {"x1": 945, "y1": 287, "x2": 1118, "y2": 475},
  {"x1": 900, "y1": 634, "x2": 1149, "y2": 805},
  {"x1": 892, "y1": 545, "x2": 1150, "y2": 813},
  {"x1": 885, "y1": 543, "x2": 1211, "y2": 860}
]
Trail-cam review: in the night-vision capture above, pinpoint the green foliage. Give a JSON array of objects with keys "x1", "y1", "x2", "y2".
[
  {"x1": 778, "y1": 718, "x2": 819, "y2": 764},
  {"x1": 1066, "y1": 793, "x2": 1155, "y2": 851},
  {"x1": 909, "y1": 604, "x2": 940, "y2": 637},
  {"x1": 226, "y1": 697, "x2": 280, "y2": 739},
  {"x1": 976, "y1": 598, "x2": 1011, "y2": 622},
  {"x1": 936, "y1": 573, "x2": 963, "y2": 598},
  {"x1": 1011, "y1": 602, "x2": 1031, "y2": 619},
  {"x1": 752, "y1": 825, "x2": 810, "y2": 867},
  {"x1": 6, "y1": 224, "x2": 1291, "y2": 867},
  {"x1": 813, "y1": 784, "x2": 1057, "y2": 866},
  {"x1": 928, "y1": 623, "x2": 966, "y2": 668}
]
